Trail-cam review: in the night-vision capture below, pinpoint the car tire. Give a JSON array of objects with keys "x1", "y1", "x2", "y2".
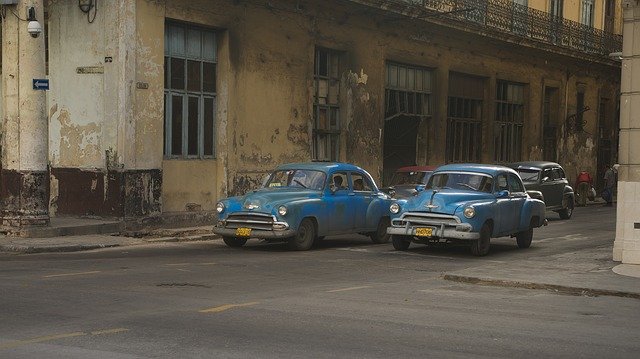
[
  {"x1": 370, "y1": 217, "x2": 391, "y2": 244},
  {"x1": 288, "y1": 218, "x2": 316, "y2": 251},
  {"x1": 559, "y1": 197, "x2": 574, "y2": 219},
  {"x1": 516, "y1": 219, "x2": 534, "y2": 249},
  {"x1": 223, "y1": 236, "x2": 247, "y2": 248},
  {"x1": 470, "y1": 223, "x2": 491, "y2": 256},
  {"x1": 391, "y1": 235, "x2": 411, "y2": 250}
]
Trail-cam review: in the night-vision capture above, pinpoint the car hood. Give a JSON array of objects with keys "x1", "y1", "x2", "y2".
[
  {"x1": 403, "y1": 189, "x2": 495, "y2": 215},
  {"x1": 237, "y1": 187, "x2": 321, "y2": 211}
]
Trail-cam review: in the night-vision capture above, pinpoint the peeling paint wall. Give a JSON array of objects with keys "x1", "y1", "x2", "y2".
[
  {"x1": 48, "y1": 2, "x2": 108, "y2": 169},
  {"x1": 40, "y1": 0, "x2": 620, "y2": 217}
]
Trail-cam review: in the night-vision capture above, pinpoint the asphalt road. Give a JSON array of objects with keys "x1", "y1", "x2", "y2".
[{"x1": 0, "y1": 205, "x2": 637, "y2": 358}]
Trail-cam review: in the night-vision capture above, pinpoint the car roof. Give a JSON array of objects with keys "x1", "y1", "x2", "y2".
[
  {"x1": 509, "y1": 161, "x2": 562, "y2": 170},
  {"x1": 396, "y1": 165, "x2": 438, "y2": 172},
  {"x1": 275, "y1": 162, "x2": 367, "y2": 173},
  {"x1": 433, "y1": 163, "x2": 518, "y2": 176}
]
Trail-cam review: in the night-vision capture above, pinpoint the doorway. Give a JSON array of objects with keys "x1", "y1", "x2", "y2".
[{"x1": 383, "y1": 115, "x2": 421, "y2": 185}]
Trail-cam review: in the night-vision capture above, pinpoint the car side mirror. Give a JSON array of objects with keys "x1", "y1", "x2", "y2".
[
  {"x1": 389, "y1": 189, "x2": 396, "y2": 198},
  {"x1": 496, "y1": 190, "x2": 510, "y2": 198},
  {"x1": 415, "y1": 184, "x2": 426, "y2": 192},
  {"x1": 541, "y1": 176, "x2": 550, "y2": 183}
]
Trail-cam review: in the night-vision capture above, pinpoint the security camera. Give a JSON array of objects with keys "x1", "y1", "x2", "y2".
[{"x1": 27, "y1": 20, "x2": 43, "y2": 38}]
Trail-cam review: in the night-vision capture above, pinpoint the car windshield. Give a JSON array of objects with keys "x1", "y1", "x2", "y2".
[
  {"x1": 265, "y1": 169, "x2": 326, "y2": 191},
  {"x1": 516, "y1": 169, "x2": 540, "y2": 182},
  {"x1": 390, "y1": 171, "x2": 431, "y2": 186},
  {"x1": 426, "y1": 172, "x2": 493, "y2": 193}
]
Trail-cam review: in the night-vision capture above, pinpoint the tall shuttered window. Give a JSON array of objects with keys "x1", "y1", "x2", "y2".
[
  {"x1": 446, "y1": 73, "x2": 484, "y2": 163},
  {"x1": 164, "y1": 22, "x2": 217, "y2": 158},
  {"x1": 494, "y1": 81, "x2": 525, "y2": 163},
  {"x1": 313, "y1": 48, "x2": 341, "y2": 161}
]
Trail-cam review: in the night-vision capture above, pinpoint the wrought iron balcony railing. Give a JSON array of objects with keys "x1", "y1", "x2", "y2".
[{"x1": 350, "y1": 0, "x2": 622, "y2": 59}]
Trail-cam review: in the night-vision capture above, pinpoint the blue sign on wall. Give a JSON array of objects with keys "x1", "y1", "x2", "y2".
[{"x1": 33, "y1": 79, "x2": 49, "y2": 90}]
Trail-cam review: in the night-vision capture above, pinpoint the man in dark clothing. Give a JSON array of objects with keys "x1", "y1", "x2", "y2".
[{"x1": 603, "y1": 164, "x2": 615, "y2": 206}]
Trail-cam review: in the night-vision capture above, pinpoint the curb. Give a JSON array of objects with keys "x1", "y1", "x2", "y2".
[
  {"x1": 0, "y1": 244, "x2": 121, "y2": 254},
  {"x1": 442, "y1": 274, "x2": 640, "y2": 300}
]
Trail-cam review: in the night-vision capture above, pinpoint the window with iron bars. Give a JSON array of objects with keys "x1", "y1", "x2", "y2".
[
  {"x1": 313, "y1": 48, "x2": 341, "y2": 161},
  {"x1": 164, "y1": 22, "x2": 217, "y2": 158},
  {"x1": 384, "y1": 62, "x2": 433, "y2": 119},
  {"x1": 446, "y1": 97, "x2": 483, "y2": 163},
  {"x1": 494, "y1": 81, "x2": 525, "y2": 163}
]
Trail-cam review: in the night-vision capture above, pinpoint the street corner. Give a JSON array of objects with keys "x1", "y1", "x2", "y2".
[{"x1": 613, "y1": 263, "x2": 640, "y2": 279}]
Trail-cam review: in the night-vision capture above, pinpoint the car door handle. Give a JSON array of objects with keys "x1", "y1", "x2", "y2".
[{"x1": 348, "y1": 192, "x2": 355, "y2": 196}]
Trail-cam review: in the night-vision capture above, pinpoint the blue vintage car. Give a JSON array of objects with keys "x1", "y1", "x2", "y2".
[
  {"x1": 214, "y1": 162, "x2": 392, "y2": 250},
  {"x1": 387, "y1": 164, "x2": 547, "y2": 256}
]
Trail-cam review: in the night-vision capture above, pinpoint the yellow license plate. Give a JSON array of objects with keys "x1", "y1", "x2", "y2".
[
  {"x1": 415, "y1": 227, "x2": 433, "y2": 237},
  {"x1": 235, "y1": 227, "x2": 251, "y2": 237}
]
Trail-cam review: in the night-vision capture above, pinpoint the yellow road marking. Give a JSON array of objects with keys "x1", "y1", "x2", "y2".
[
  {"x1": 199, "y1": 301, "x2": 259, "y2": 313},
  {"x1": 165, "y1": 263, "x2": 191, "y2": 266},
  {"x1": 176, "y1": 269, "x2": 191, "y2": 272},
  {"x1": 90, "y1": 328, "x2": 129, "y2": 335},
  {"x1": 43, "y1": 271, "x2": 101, "y2": 278},
  {"x1": 326, "y1": 285, "x2": 372, "y2": 293},
  {"x1": 0, "y1": 328, "x2": 128, "y2": 350}
]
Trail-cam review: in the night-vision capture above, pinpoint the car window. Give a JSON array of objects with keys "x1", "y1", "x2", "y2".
[
  {"x1": 265, "y1": 169, "x2": 326, "y2": 190},
  {"x1": 543, "y1": 168, "x2": 557, "y2": 181},
  {"x1": 426, "y1": 172, "x2": 493, "y2": 192},
  {"x1": 351, "y1": 172, "x2": 373, "y2": 192},
  {"x1": 553, "y1": 168, "x2": 565, "y2": 179},
  {"x1": 390, "y1": 171, "x2": 430, "y2": 186},
  {"x1": 508, "y1": 174, "x2": 525, "y2": 193},
  {"x1": 515, "y1": 169, "x2": 540, "y2": 182},
  {"x1": 496, "y1": 175, "x2": 509, "y2": 191},
  {"x1": 331, "y1": 172, "x2": 349, "y2": 191}
]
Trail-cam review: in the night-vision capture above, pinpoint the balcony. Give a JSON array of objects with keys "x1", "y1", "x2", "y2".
[{"x1": 348, "y1": 0, "x2": 622, "y2": 59}]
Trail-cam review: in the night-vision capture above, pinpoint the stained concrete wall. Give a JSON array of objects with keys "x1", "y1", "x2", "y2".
[
  {"x1": 37, "y1": 0, "x2": 621, "y2": 217},
  {"x1": 47, "y1": 0, "x2": 161, "y2": 218}
]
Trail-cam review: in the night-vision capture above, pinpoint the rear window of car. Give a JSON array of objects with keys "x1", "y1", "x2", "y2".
[
  {"x1": 265, "y1": 170, "x2": 326, "y2": 190},
  {"x1": 515, "y1": 169, "x2": 540, "y2": 182},
  {"x1": 390, "y1": 171, "x2": 431, "y2": 186}
]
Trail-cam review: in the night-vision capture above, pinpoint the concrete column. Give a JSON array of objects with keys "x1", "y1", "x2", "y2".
[
  {"x1": 614, "y1": 1, "x2": 640, "y2": 263},
  {"x1": 1, "y1": 0, "x2": 49, "y2": 227}
]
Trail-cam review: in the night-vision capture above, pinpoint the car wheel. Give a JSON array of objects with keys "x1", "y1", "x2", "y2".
[
  {"x1": 223, "y1": 236, "x2": 247, "y2": 248},
  {"x1": 288, "y1": 218, "x2": 316, "y2": 251},
  {"x1": 516, "y1": 219, "x2": 534, "y2": 249},
  {"x1": 559, "y1": 197, "x2": 574, "y2": 219},
  {"x1": 370, "y1": 217, "x2": 391, "y2": 244},
  {"x1": 391, "y1": 235, "x2": 411, "y2": 250},
  {"x1": 470, "y1": 223, "x2": 491, "y2": 256}
]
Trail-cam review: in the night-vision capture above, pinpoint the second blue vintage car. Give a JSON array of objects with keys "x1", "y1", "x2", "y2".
[
  {"x1": 387, "y1": 164, "x2": 547, "y2": 256},
  {"x1": 214, "y1": 162, "x2": 392, "y2": 250}
]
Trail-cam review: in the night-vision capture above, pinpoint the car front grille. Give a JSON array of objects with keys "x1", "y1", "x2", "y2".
[
  {"x1": 392, "y1": 212, "x2": 461, "y2": 227},
  {"x1": 224, "y1": 212, "x2": 275, "y2": 230}
]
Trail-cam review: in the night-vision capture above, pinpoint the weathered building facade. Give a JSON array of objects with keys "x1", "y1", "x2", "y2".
[{"x1": 0, "y1": 0, "x2": 623, "y2": 226}]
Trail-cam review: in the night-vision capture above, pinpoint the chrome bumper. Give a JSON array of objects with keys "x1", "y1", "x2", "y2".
[{"x1": 387, "y1": 212, "x2": 480, "y2": 240}]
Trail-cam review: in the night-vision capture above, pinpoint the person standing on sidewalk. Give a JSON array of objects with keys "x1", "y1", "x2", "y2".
[
  {"x1": 575, "y1": 170, "x2": 593, "y2": 206},
  {"x1": 602, "y1": 164, "x2": 615, "y2": 207}
]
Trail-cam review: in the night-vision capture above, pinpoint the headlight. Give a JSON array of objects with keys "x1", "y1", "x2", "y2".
[
  {"x1": 463, "y1": 206, "x2": 475, "y2": 219},
  {"x1": 216, "y1": 202, "x2": 225, "y2": 214},
  {"x1": 390, "y1": 203, "x2": 400, "y2": 214},
  {"x1": 277, "y1": 205, "x2": 287, "y2": 216}
]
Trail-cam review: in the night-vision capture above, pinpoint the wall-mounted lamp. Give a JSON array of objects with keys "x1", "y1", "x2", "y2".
[{"x1": 78, "y1": 0, "x2": 94, "y2": 13}]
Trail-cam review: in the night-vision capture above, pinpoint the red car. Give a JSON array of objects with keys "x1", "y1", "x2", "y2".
[{"x1": 383, "y1": 165, "x2": 438, "y2": 199}]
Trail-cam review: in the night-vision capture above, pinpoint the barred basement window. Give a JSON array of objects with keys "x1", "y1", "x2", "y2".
[
  {"x1": 164, "y1": 22, "x2": 217, "y2": 158},
  {"x1": 494, "y1": 81, "x2": 525, "y2": 163},
  {"x1": 313, "y1": 48, "x2": 342, "y2": 161}
]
